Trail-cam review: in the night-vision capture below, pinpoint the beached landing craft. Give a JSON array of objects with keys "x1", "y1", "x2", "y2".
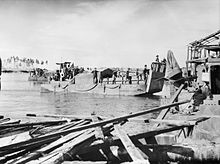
[{"x1": 40, "y1": 61, "x2": 166, "y2": 96}]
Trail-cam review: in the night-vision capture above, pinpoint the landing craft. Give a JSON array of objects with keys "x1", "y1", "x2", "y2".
[{"x1": 41, "y1": 60, "x2": 166, "y2": 96}]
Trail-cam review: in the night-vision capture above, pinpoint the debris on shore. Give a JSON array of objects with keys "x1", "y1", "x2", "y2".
[{"x1": 0, "y1": 97, "x2": 219, "y2": 164}]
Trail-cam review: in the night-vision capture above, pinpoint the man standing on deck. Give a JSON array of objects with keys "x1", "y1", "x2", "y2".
[
  {"x1": 93, "y1": 68, "x2": 98, "y2": 84},
  {"x1": 126, "y1": 68, "x2": 132, "y2": 84},
  {"x1": 136, "y1": 68, "x2": 140, "y2": 84},
  {"x1": 156, "y1": 55, "x2": 160, "y2": 62},
  {"x1": 143, "y1": 65, "x2": 149, "y2": 83}
]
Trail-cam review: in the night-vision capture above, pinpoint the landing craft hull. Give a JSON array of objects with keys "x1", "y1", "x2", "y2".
[
  {"x1": 41, "y1": 71, "x2": 165, "y2": 96},
  {"x1": 28, "y1": 76, "x2": 48, "y2": 82}
]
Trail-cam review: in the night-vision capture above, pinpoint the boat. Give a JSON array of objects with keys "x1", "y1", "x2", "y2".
[
  {"x1": 28, "y1": 68, "x2": 51, "y2": 82},
  {"x1": 40, "y1": 61, "x2": 166, "y2": 96}
]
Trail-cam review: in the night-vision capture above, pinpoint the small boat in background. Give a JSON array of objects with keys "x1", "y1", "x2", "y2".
[{"x1": 28, "y1": 68, "x2": 51, "y2": 82}]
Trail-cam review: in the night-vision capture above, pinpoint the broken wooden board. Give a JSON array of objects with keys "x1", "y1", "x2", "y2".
[
  {"x1": 91, "y1": 113, "x2": 104, "y2": 140},
  {"x1": 78, "y1": 125, "x2": 193, "y2": 156},
  {"x1": 62, "y1": 161, "x2": 107, "y2": 164},
  {"x1": 148, "y1": 119, "x2": 197, "y2": 126},
  {"x1": 114, "y1": 124, "x2": 150, "y2": 164},
  {"x1": 39, "y1": 129, "x2": 95, "y2": 164},
  {"x1": 0, "y1": 131, "x2": 32, "y2": 147},
  {"x1": 155, "y1": 83, "x2": 185, "y2": 125}
]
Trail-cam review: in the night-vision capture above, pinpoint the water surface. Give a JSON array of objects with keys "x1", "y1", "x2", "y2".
[{"x1": 0, "y1": 73, "x2": 160, "y2": 121}]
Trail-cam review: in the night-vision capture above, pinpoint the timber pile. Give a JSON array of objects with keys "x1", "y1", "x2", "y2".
[{"x1": 0, "y1": 99, "x2": 219, "y2": 164}]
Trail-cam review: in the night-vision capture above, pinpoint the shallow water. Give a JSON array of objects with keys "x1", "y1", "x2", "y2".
[{"x1": 0, "y1": 73, "x2": 160, "y2": 120}]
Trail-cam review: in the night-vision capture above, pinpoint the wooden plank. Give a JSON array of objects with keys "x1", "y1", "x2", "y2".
[
  {"x1": 78, "y1": 125, "x2": 193, "y2": 156},
  {"x1": 34, "y1": 119, "x2": 89, "y2": 136},
  {"x1": 0, "y1": 127, "x2": 31, "y2": 138},
  {"x1": 145, "y1": 84, "x2": 185, "y2": 144},
  {"x1": 114, "y1": 124, "x2": 150, "y2": 164},
  {"x1": 1, "y1": 120, "x2": 90, "y2": 162},
  {"x1": 10, "y1": 130, "x2": 88, "y2": 164},
  {"x1": 0, "y1": 100, "x2": 189, "y2": 152},
  {"x1": 26, "y1": 113, "x2": 106, "y2": 120},
  {"x1": 0, "y1": 118, "x2": 10, "y2": 124},
  {"x1": 132, "y1": 143, "x2": 220, "y2": 162},
  {"x1": 30, "y1": 125, "x2": 113, "y2": 163},
  {"x1": 148, "y1": 119, "x2": 197, "y2": 126},
  {"x1": 62, "y1": 161, "x2": 107, "y2": 164},
  {"x1": 91, "y1": 113, "x2": 105, "y2": 140},
  {"x1": 0, "y1": 120, "x2": 68, "y2": 129},
  {"x1": 38, "y1": 130, "x2": 87, "y2": 153},
  {"x1": 40, "y1": 129, "x2": 95, "y2": 164},
  {"x1": 155, "y1": 84, "x2": 185, "y2": 122},
  {"x1": 0, "y1": 136, "x2": 58, "y2": 157},
  {"x1": 0, "y1": 131, "x2": 31, "y2": 147},
  {"x1": 91, "y1": 113, "x2": 120, "y2": 162},
  {"x1": 0, "y1": 119, "x2": 21, "y2": 125}
]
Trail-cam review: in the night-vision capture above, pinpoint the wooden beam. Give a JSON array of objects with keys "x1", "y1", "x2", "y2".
[
  {"x1": 0, "y1": 100, "x2": 189, "y2": 152},
  {"x1": 148, "y1": 119, "x2": 197, "y2": 126},
  {"x1": 114, "y1": 124, "x2": 150, "y2": 164},
  {"x1": 62, "y1": 161, "x2": 107, "y2": 164},
  {"x1": 40, "y1": 129, "x2": 95, "y2": 164},
  {"x1": 91, "y1": 114, "x2": 120, "y2": 162},
  {"x1": 26, "y1": 113, "x2": 105, "y2": 120},
  {"x1": 154, "y1": 83, "x2": 186, "y2": 128},
  {"x1": 78, "y1": 125, "x2": 193, "y2": 156},
  {"x1": 91, "y1": 113, "x2": 104, "y2": 140},
  {"x1": 10, "y1": 130, "x2": 89, "y2": 164},
  {"x1": 0, "y1": 118, "x2": 10, "y2": 124},
  {"x1": 0, "y1": 120, "x2": 68, "y2": 129}
]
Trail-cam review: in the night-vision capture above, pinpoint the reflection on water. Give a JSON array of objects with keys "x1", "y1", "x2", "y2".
[{"x1": 0, "y1": 73, "x2": 160, "y2": 120}]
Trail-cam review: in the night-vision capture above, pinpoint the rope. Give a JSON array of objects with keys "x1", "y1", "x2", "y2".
[
  {"x1": 62, "y1": 78, "x2": 75, "y2": 89},
  {"x1": 75, "y1": 84, "x2": 98, "y2": 92},
  {"x1": 104, "y1": 85, "x2": 120, "y2": 89}
]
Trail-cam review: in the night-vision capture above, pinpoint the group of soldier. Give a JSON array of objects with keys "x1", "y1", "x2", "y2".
[
  {"x1": 92, "y1": 65, "x2": 150, "y2": 85},
  {"x1": 53, "y1": 63, "x2": 84, "y2": 82}
]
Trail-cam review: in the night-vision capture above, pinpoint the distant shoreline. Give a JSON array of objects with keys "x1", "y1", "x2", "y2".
[{"x1": 2, "y1": 69, "x2": 30, "y2": 73}]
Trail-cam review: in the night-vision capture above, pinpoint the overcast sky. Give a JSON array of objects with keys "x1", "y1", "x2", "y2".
[{"x1": 0, "y1": 0, "x2": 219, "y2": 68}]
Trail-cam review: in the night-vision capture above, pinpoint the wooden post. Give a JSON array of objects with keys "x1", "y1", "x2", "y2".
[
  {"x1": 91, "y1": 113, "x2": 120, "y2": 162},
  {"x1": 114, "y1": 124, "x2": 150, "y2": 164},
  {"x1": 147, "y1": 84, "x2": 185, "y2": 144},
  {"x1": 155, "y1": 83, "x2": 185, "y2": 126},
  {"x1": 91, "y1": 112, "x2": 104, "y2": 140}
]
